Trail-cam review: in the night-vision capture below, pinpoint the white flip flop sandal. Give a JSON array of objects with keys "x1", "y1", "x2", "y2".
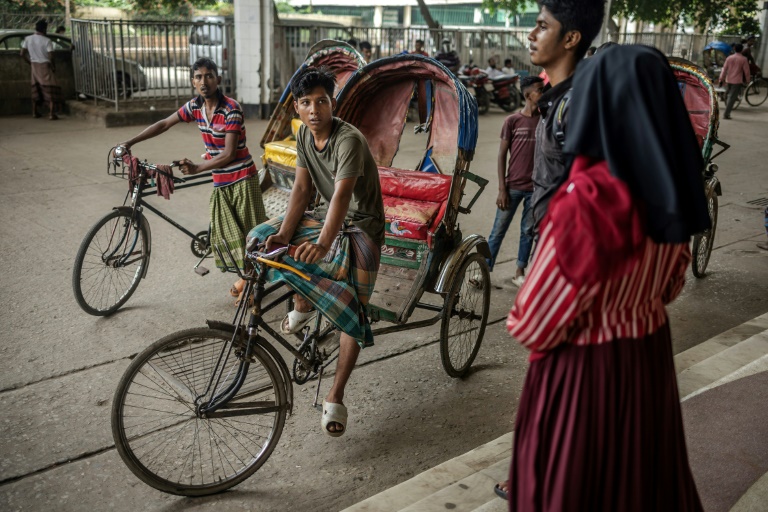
[
  {"x1": 280, "y1": 309, "x2": 316, "y2": 334},
  {"x1": 321, "y1": 400, "x2": 348, "y2": 437}
]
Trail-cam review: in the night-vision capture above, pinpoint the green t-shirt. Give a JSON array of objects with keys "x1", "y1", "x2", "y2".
[{"x1": 296, "y1": 118, "x2": 385, "y2": 246}]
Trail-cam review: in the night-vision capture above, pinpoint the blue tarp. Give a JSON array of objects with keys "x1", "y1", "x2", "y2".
[{"x1": 703, "y1": 41, "x2": 733, "y2": 55}]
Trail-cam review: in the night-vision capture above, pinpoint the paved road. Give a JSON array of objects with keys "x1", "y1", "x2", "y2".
[{"x1": 0, "y1": 101, "x2": 766, "y2": 511}]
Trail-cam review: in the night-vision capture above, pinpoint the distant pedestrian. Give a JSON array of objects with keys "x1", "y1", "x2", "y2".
[
  {"x1": 20, "y1": 19, "x2": 61, "y2": 120},
  {"x1": 485, "y1": 57, "x2": 504, "y2": 78},
  {"x1": 359, "y1": 41, "x2": 372, "y2": 63},
  {"x1": 507, "y1": 43, "x2": 706, "y2": 512},
  {"x1": 435, "y1": 38, "x2": 460, "y2": 74},
  {"x1": 758, "y1": 207, "x2": 768, "y2": 251},
  {"x1": 55, "y1": 25, "x2": 66, "y2": 35},
  {"x1": 412, "y1": 39, "x2": 429, "y2": 57},
  {"x1": 718, "y1": 43, "x2": 751, "y2": 119},
  {"x1": 501, "y1": 58, "x2": 515, "y2": 75},
  {"x1": 346, "y1": 38, "x2": 358, "y2": 49},
  {"x1": 484, "y1": 76, "x2": 544, "y2": 287}
]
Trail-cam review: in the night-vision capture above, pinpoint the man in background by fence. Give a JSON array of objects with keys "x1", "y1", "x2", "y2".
[{"x1": 20, "y1": 19, "x2": 61, "y2": 120}]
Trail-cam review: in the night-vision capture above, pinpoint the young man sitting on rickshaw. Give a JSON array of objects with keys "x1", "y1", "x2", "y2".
[{"x1": 247, "y1": 67, "x2": 385, "y2": 437}]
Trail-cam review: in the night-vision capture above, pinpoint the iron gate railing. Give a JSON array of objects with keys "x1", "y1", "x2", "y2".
[{"x1": 71, "y1": 18, "x2": 235, "y2": 110}]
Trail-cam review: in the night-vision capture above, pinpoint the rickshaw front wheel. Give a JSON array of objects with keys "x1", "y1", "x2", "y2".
[
  {"x1": 190, "y1": 230, "x2": 210, "y2": 258},
  {"x1": 72, "y1": 209, "x2": 149, "y2": 316},
  {"x1": 692, "y1": 186, "x2": 718, "y2": 278},
  {"x1": 440, "y1": 252, "x2": 490, "y2": 378}
]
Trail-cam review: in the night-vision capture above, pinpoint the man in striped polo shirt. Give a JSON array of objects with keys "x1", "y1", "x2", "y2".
[{"x1": 120, "y1": 57, "x2": 266, "y2": 298}]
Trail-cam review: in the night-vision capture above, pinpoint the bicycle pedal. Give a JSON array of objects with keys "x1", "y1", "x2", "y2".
[{"x1": 195, "y1": 266, "x2": 210, "y2": 276}]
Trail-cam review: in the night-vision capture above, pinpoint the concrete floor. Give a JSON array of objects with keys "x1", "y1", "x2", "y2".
[{"x1": 0, "y1": 99, "x2": 766, "y2": 511}]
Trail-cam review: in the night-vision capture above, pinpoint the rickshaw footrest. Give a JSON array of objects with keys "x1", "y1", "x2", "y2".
[{"x1": 195, "y1": 266, "x2": 210, "y2": 276}]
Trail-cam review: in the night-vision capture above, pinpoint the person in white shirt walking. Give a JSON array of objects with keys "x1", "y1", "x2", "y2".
[{"x1": 20, "y1": 20, "x2": 61, "y2": 120}]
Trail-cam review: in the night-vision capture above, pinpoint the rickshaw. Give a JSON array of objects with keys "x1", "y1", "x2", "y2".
[
  {"x1": 669, "y1": 57, "x2": 730, "y2": 277},
  {"x1": 258, "y1": 40, "x2": 366, "y2": 218},
  {"x1": 702, "y1": 40, "x2": 732, "y2": 81},
  {"x1": 111, "y1": 48, "x2": 491, "y2": 496}
]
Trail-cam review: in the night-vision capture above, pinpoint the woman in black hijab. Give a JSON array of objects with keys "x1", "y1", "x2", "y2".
[{"x1": 505, "y1": 45, "x2": 705, "y2": 511}]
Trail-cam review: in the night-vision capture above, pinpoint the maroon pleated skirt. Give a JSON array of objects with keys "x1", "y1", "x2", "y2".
[{"x1": 509, "y1": 322, "x2": 703, "y2": 512}]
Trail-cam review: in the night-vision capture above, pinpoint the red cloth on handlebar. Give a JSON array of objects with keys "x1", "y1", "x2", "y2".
[{"x1": 123, "y1": 155, "x2": 175, "y2": 200}]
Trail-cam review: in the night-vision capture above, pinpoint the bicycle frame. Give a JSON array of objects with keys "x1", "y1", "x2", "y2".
[{"x1": 122, "y1": 160, "x2": 214, "y2": 247}]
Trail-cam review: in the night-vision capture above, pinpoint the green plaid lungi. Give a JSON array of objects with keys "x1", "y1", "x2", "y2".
[
  {"x1": 247, "y1": 214, "x2": 380, "y2": 347},
  {"x1": 210, "y1": 174, "x2": 266, "y2": 270}
]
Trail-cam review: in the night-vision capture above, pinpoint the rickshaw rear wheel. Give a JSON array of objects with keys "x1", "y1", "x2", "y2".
[
  {"x1": 440, "y1": 253, "x2": 490, "y2": 378},
  {"x1": 692, "y1": 186, "x2": 718, "y2": 278}
]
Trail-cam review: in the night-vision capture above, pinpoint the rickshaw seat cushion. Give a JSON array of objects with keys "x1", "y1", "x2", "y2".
[
  {"x1": 264, "y1": 140, "x2": 298, "y2": 168},
  {"x1": 290, "y1": 118, "x2": 304, "y2": 137},
  {"x1": 378, "y1": 167, "x2": 452, "y2": 241},
  {"x1": 378, "y1": 167, "x2": 451, "y2": 202}
]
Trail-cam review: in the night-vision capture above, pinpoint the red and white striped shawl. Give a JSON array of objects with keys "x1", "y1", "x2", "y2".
[{"x1": 507, "y1": 221, "x2": 690, "y2": 360}]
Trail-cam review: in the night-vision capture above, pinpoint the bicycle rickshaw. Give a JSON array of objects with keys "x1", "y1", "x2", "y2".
[
  {"x1": 111, "y1": 48, "x2": 490, "y2": 496},
  {"x1": 669, "y1": 57, "x2": 730, "y2": 277},
  {"x1": 70, "y1": 41, "x2": 365, "y2": 317}
]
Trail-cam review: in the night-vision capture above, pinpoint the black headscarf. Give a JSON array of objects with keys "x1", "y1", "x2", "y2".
[{"x1": 563, "y1": 45, "x2": 710, "y2": 243}]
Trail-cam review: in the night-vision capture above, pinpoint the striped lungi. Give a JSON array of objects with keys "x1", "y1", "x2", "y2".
[
  {"x1": 247, "y1": 214, "x2": 380, "y2": 347},
  {"x1": 210, "y1": 174, "x2": 266, "y2": 270},
  {"x1": 30, "y1": 62, "x2": 62, "y2": 105}
]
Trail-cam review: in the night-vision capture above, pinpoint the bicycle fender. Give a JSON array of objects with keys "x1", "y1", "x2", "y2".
[
  {"x1": 712, "y1": 178, "x2": 722, "y2": 196},
  {"x1": 112, "y1": 206, "x2": 151, "y2": 279},
  {"x1": 433, "y1": 234, "x2": 490, "y2": 295},
  {"x1": 205, "y1": 320, "x2": 294, "y2": 416}
]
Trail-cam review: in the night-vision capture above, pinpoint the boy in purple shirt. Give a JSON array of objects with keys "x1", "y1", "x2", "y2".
[{"x1": 485, "y1": 76, "x2": 544, "y2": 286}]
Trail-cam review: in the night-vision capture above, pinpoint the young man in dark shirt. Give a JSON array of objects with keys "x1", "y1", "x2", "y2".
[
  {"x1": 494, "y1": 0, "x2": 605, "y2": 501},
  {"x1": 529, "y1": 0, "x2": 605, "y2": 233},
  {"x1": 485, "y1": 76, "x2": 544, "y2": 287}
]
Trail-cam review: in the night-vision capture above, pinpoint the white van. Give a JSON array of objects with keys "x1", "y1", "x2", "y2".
[{"x1": 189, "y1": 16, "x2": 233, "y2": 93}]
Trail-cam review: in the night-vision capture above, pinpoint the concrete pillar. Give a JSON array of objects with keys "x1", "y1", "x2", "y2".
[
  {"x1": 373, "y1": 6, "x2": 384, "y2": 28},
  {"x1": 235, "y1": 0, "x2": 273, "y2": 119},
  {"x1": 404, "y1": 5, "x2": 411, "y2": 28},
  {"x1": 759, "y1": 2, "x2": 768, "y2": 72}
]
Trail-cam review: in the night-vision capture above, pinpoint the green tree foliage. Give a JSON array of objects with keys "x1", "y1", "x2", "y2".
[
  {"x1": 702, "y1": 0, "x2": 761, "y2": 34},
  {"x1": 483, "y1": 0, "x2": 761, "y2": 34},
  {"x1": 5, "y1": 0, "x2": 66, "y2": 13}
]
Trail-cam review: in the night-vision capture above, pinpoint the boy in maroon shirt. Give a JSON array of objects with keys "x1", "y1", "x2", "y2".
[{"x1": 485, "y1": 76, "x2": 544, "y2": 286}]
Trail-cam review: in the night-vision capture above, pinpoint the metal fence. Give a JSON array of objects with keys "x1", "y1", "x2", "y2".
[
  {"x1": 276, "y1": 25, "x2": 536, "y2": 79},
  {"x1": 0, "y1": 11, "x2": 65, "y2": 30},
  {"x1": 615, "y1": 32, "x2": 759, "y2": 63},
  {"x1": 71, "y1": 18, "x2": 235, "y2": 111},
  {"x1": 273, "y1": 26, "x2": 759, "y2": 101}
]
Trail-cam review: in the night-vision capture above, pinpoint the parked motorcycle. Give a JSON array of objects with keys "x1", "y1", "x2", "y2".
[{"x1": 458, "y1": 64, "x2": 523, "y2": 114}]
